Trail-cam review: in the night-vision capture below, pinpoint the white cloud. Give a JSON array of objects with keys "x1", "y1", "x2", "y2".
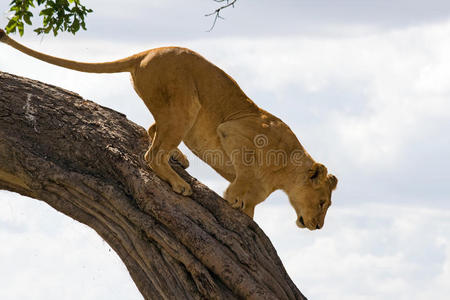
[
  {"x1": 255, "y1": 201, "x2": 450, "y2": 300},
  {"x1": 1, "y1": 8, "x2": 450, "y2": 300},
  {"x1": 0, "y1": 191, "x2": 142, "y2": 300},
  {"x1": 3, "y1": 19, "x2": 449, "y2": 169},
  {"x1": 2, "y1": 189, "x2": 449, "y2": 299},
  {"x1": 182, "y1": 21, "x2": 450, "y2": 168}
]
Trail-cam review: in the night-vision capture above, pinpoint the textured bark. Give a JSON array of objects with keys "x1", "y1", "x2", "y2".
[{"x1": 0, "y1": 71, "x2": 306, "y2": 300}]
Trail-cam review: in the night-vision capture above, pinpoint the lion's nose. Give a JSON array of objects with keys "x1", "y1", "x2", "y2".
[
  {"x1": 299, "y1": 216, "x2": 305, "y2": 226},
  {"x1": 316, "y1": 224, "x2": 321, "y2": 230}
]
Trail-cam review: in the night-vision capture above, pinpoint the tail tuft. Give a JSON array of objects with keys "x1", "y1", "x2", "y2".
[{"x1": 0, "y1": 29, "x2": 7, "y2": 42}]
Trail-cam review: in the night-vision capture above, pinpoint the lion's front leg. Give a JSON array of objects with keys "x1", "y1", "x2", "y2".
[{"x1": 218, "y1": 119, "x2": 271, "y2": 218}]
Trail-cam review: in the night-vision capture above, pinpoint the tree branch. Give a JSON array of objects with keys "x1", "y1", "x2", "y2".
[
  {"x1": 0, "y1": 71, "x2": 306, "y2": 299},
  {"x1": 205, "y1": 0, "x2": 237, "y2": 31}
]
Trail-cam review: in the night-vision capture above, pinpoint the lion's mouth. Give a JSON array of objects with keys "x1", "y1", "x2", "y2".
[{"x1": 297, "y1": 216, "x2": 322, "y2": 230}]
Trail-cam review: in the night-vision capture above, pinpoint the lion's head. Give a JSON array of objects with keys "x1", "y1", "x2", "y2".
[{"x1": 288, "y1": 162, "x2": 338, "y2": 230}]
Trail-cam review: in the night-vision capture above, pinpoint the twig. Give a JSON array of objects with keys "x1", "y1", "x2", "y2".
[{"x1": 205, "y1": 0, "x2": 237, "y2": 31}]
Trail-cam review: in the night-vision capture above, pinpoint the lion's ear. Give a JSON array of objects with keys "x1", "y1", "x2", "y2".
[
  {"x1": 327, "y1": 174, "x2": 338, "y2": 191},
  {"x1": 308, "y1": 163, "x2": 328, "y2": 188}
]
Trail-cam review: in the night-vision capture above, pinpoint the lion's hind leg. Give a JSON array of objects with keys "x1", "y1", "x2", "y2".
[
  {"x1": 147, "y1": 123, "x2": 189, "y2": 169},
  {"x1": 145, "y1": 117, "x2": 196, "y2": 196},
  {"x1": 143, "y1": 84, "x2": 200, "y2": 196}
]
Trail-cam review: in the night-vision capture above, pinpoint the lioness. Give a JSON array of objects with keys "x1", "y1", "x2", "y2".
[{"x1": 0, "y1": 30, "x2": 337, "y2": 229}]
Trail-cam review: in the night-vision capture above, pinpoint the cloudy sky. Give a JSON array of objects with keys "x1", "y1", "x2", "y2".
[{"x1": 1, "y1": 1, "x2": 450, "y2": 299}]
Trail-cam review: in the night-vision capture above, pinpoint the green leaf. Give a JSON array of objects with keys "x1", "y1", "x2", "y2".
[
  {"x1": 72, "y1": 18, "x2": 79, "y2": 32},
  {"x1": 39, "y1": 8, "x2": 54, "y2": 16},
  {"x1": 17, "y1": 21, "x2": 24, "y2": 36},
  {"x1": 5, "y1": 19, "x2": 18, "y2": 34},
  {"x1": 6, "y1": 0, "x2": 93, "y2": 36},
  {"x1": 24, "y1": 14, "x2": 32, "y2": 25}
]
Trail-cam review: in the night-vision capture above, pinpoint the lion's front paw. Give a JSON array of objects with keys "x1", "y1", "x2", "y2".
[
  {"x1": 231, "y1": 196, "x2": 246, "y2": 209},
  {"x1": 224, "y1": 189, "x2": 249, "y2": 210}
]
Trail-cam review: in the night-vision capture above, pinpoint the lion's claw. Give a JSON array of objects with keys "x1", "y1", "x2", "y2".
[
  {"x1": 172, "y1": 180, "x2": 193, "y2": 196},
  {"x1": 170, "y1": 150, "x2": 190, "y2": 169},
  {"x1": 231, "y1": 198, "x2": 243, "y2": 209},
  {"x1": 226, "y1": 193, "x2": 247, "y2": 210}
]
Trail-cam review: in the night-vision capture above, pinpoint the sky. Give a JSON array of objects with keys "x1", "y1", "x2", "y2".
[{"x1": 1, "y1": 1, "x2": 450, "y2": 299}]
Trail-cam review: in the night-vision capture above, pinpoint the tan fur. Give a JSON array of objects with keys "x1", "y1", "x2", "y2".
[{"x1": 0, "y1": 29, "x2": 337, "y2": 229}]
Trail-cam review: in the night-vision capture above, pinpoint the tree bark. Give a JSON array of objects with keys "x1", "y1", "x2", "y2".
[{"x1": 0, "y1": 71, "x2": 306, "y2": 300}]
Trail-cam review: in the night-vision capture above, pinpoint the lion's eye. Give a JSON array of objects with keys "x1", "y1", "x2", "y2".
[{"x1": 319, "y1": 199, "x2": 326, "y2": 208}]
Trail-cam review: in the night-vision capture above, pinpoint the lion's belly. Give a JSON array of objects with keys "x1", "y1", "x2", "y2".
[{"x1": 184, "y1": 111, "x2": 235, "y2": 182}]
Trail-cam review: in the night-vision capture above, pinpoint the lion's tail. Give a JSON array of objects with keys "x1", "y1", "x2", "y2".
[{"x1": 0, "y1": 29, "x2": 141, "y2": 74}]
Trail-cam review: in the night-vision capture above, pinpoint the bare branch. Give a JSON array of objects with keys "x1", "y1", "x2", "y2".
[{"x1": 205, "y1": 0, "x2": 237, "y2": 31}]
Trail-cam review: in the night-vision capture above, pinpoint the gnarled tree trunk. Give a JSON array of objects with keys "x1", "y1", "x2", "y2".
[{"x1": 0, "y1": 72, "x2": 306, "y2": 300}]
